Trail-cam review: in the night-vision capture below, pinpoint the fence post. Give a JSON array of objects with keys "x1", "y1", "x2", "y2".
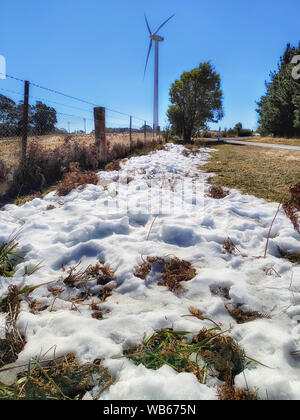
[
  {"x1": 129, "y1": 116, "x2": 132, "y2": 151},
  {"x1": 21, "y1": 80, "x2": 30, "y2": 163},
  {"x1": 144, "y1": 121, "x2": 147, "y2": 144},
  {"x1": 94, "y1": 107, "x2": 107, "y2": 164}
]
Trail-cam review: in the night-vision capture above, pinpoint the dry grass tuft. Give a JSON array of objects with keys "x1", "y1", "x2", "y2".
[
  {"x1": 290, "y1": 182, "x2": 300, "y2": 211},
  {"x1": 217, "y1": 383, "x2": 257, "y2": 400},
  {"x1": 0, "y1": 353, "x2": 113, "y2": 400},
  {"x1": 46, "y1": 204, "x2": 56, "y2": 211},
  {"x1": 28, "y1": 300, "x2": 49, "y2": 315},
  {"x1": 134, "y1": 256, "x2": 197, "y2": 294},
  {"x1": 192, "y1": 328, "x2": 245, "y2": 383},
  {"x1": 58, "y1": 262, "x2": 116, "y2": 303},
  {"x1": 105, "y1": 160, "x2": 122, "y2": 171},
  {"x1": 0, "y1": 285, "x2": 25, "y2": 369},
  {"x1": 0, "y1": 284, "x2": 21, "y2": 314},
  {"x1": 223, "y1": 238, "x2": 236, "y2": 254},
  {"x1": 133, "y1": 260, "x2": 152, "y2": 279},
  {"x1": 282, "y1": 183, "x2": 300, "y2": 234},
  {"x1": 225, "y1": 303, "x2": 270, "y2": 324},
  {"x1": 283, "y1": 202, "x2": 300, "y2": 234},
  {"x1": 91, "y1": 311, "x2": 103, "y2": 320},
  {"x1": 208, "y1": 185, "x2": 229, "y2": 199},
  {"x1": 62, "y1": 262, "x2": 115, "y2": 288},
  {"x1": 57, "y1": 162, "x2": 99, "y2": 196},
  {"x1": 277, "y1": 247, "x2": 300, "y2": 264},
  {"x1": 160, "y1": 257, "x2": 197, "y2": 294}
]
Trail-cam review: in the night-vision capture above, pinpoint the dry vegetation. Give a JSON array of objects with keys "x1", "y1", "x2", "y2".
[
  {"x1": 57, "y1": 162, "x2": 99, "y2": 196},
  {"x1": 134, "y1": 256, "x2": 197, "y2": 295},
  {"x1": 217, "y1": 383, "x2": 257, "y2": 400},
  {"x1": 0, "y1": 131, "x2": 156, "y2": 170},
  {"x1": 0, "y1": 131, "x2": 161, "y2": 204},
  {"x1": 225, "y1": 303, "x2": 270, "y2": 324},
  {"x1": 124, "y1": 326, "x2": 258, "y2": 399},
  {"x1": 208, "y1": 185, "x2": 229, "y2": 199},
  {"x1": 0, "y1": 353, "x2": 113, "y2": 400},
  {"x1": 202, "y1": 144, "x2": 300, "y2": 203},
  {"x1": 244, "y1": 137, "x2": 300, "y2": 147}
]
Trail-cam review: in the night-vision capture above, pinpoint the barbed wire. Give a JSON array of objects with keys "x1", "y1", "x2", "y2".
[
  {"x1": 0, "y1": 72, "x2": 149, "y2": 123},
  {"x1": 0, "y1": 88, "x2": 145, "y2": 131}
]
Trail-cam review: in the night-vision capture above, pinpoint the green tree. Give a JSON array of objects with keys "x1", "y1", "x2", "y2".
[
  {"x1": 167, "y1": 62, "x2": 224, "y2": 142},
  {"x1": 0, "y1": 94, "x2": 18, "y2": 137},
  {"x1": 31, "y1": 101, "x2": 57, "y2": 135},
  {"x1": 234, "y1": 122, "x2": 243, "y2": 133},
  {"x1": 256, "y1": 43, "x2": 300, "y2": 137}
]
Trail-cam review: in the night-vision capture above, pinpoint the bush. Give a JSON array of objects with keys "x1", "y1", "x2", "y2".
[
  {"x1": 57, "y1": 162, "x2": 99, "y2": 196},
  {"x1": 222, "y1": 129, "x2": 238, "y2": 138},
  {"x1": 6, "y1": 141, "x2": 101, "y2": 198},
  {"x1": 238, "y1": 129, "x2": 253, "y2": 137},
  {"x1": 0, "y1": 160, "x2": 8, "y2": 182}
]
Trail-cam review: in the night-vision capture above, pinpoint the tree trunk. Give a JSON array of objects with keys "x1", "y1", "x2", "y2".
[{"x1": 183, "y1": 126, "x2": 192, "y2": 143}]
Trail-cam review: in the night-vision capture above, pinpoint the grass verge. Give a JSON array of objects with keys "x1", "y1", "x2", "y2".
[
  {"x1": 242, "y1": 137, "x2": 300, "y2": 147},
  {"x1": 202, "y1": 144, "x2": 300, "y2": 203}
]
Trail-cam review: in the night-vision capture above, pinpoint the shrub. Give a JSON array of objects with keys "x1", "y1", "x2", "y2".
[
  {"x1": 57, "y1": 162, "x2": 99, "y2": 196},
  {"x1": 108, "y1": 142, "x2": 129, "y2": 161},
  {"x1": 6, "y1": 141, "x2": 101, "y2": 199},
  {"x1": 239, "y1": 129, "x2": 253, "y2": 137},
  {"x1": 222, "y1": 129, "x2": 238, "y2": 138},
  {"x1": 0, "y1": 160, "x2": 8, "y2": 183}
]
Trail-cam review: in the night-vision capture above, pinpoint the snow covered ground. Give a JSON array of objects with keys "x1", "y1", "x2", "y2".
[{"x1": 0, "y1": 143, "x2": 299, "y2": 400}]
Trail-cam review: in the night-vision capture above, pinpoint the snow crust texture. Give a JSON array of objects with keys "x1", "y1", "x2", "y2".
[{"x1": 0, "y1": 144, "x2": 299, "y2": 400}]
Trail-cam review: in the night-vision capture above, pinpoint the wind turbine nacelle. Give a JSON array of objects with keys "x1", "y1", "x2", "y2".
[{"x1": 151, "y1": 34, "x2": 164, "y2": 42}]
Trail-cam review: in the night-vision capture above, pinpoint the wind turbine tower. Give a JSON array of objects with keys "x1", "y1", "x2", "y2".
[{"x1": 144, "y1": 14, "x2": 175, "y2": 133}]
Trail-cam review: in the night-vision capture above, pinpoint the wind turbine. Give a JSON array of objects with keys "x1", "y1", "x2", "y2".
[{"x1": 144, "y1": 13, "x2": 175, "y2": 133}]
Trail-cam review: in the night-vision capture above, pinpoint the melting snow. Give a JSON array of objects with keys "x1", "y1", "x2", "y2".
[{"x1": 0, "y1": 144, "x2": 299, "y2": 400}]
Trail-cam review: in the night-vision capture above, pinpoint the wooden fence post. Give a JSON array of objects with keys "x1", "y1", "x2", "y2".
[
  {"x1": 144, "y1": 121, "x2": 147, "y2": 145},
  {"x1": 94, "y1": 107, "x2": 107, "y2": 164},
  {"x1": 22, "y1": 80, "x2": 30, "y2": 163}
]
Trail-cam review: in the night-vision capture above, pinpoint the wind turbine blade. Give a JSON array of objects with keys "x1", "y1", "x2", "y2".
[
  {"x1": 144, "y1": 14, "x2": 152, "y2": 35},
  {"x1": 153, "y1": 14, "x2": 175, "y2": 35},
  {"x1": 144, "y1": 39, "x2": 153, "y2": 78}
]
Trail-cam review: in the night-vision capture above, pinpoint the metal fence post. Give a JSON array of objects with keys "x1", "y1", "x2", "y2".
[
  {"x1": 94, "y1": 107, "x2": 107, "y2": 164},
  {"x1": 129, "y1": 116, "x2": 132, "y2": 151},
  {"x1": 144, "y1": 121, "x2": 147, "y2": 144},
  {"x1": 21, "y1": 80, "x2": 30, "y2": 163}
]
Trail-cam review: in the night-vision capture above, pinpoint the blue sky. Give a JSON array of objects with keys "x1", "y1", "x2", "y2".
[{"x1": 1, "y1": 0, "x2": 299, "y2": 132}]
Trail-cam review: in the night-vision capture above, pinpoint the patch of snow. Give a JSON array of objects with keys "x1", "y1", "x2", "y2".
[{"x1": 0, "y1": 143, "x2": 299, "y2": 400}]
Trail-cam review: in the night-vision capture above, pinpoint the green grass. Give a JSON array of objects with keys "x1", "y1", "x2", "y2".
[
  {"x1": 0, "y1": 353, "x2": 113, "y2": 400},
  {"x1": 124, "y1": 327, "x2": 253, "y2": 384},
  {"x1": 0, "y1": 237, "x2": 21, "y2": 277},
  {"x1": 201, "y1": 144, "x2": 300, "y2": 203}
]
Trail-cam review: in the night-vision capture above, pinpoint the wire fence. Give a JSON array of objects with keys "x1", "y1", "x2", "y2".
[{"x1": 0, "y1": 74, "x2": 163, "y2": 197}]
